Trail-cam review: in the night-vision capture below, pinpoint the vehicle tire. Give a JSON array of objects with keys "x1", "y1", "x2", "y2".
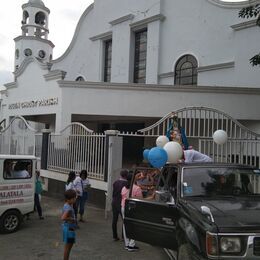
[
  {"x1": 177, "y1": 243, "x2": 195, "y2": 260},
  {"x1": 0, "y1": 210, "x2": 22, "y2": 233}
]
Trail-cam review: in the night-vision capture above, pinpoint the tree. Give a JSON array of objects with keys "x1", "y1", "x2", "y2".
[{"x1": 239, "y1": 4, "x2": 260, "y2": 66}]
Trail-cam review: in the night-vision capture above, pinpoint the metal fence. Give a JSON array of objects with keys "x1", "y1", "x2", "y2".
[
  {"x1": 0, "y1": 116, "x2": 39, "y2": 156},
  {"x1": 138, "y1": 107, "x2": 260, "y2": 168},
  {"x1": 47, "y1": 123, "x2": 107, "y2": 180}
]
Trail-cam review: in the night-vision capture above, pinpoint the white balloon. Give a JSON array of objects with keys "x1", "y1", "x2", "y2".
[
  {"x1": 213, "y1": 130, "x2": 228, "y2": 145},
  {"x1": 156, "y1": 135, "x2": 169, "y2": 148},
  {"x1": 163, "y1": 141, "x2": 183, "y2": 163}
]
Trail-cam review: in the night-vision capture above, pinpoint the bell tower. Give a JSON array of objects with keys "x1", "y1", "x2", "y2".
[{"x1": 14, "y1": 0, "x2": 54, "y2": 71}]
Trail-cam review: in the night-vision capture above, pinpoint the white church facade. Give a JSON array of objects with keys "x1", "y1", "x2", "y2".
[{"x1": 0, "y1": 0, "x2": 260, "y2": 134}]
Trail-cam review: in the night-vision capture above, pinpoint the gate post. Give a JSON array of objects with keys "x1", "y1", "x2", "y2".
[
  {"x1": 41, "y1": 129, "x2": 51, "y2": 170},
  {"x1": 104, "y1": 130, "x2": 123, "y2": 219}
]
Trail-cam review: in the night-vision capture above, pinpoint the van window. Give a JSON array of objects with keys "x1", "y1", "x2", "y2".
[
  {"x1": 131, "y1": 167, "x2": 178, "y2": 203},
  {"x1": 130, "y1": 168, "x2": 160, "y2": 201},
  {"x1": 3, "y1": 159, "x2": 32, "y2": 179}
]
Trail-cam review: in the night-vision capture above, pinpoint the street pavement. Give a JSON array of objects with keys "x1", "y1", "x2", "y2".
[{"x1": 1, "y1": 195, "x2": 169, "y2": 260}]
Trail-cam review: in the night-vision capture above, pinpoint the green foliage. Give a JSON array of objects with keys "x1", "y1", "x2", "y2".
[
  {"x1": 250, "y1": 54, "x2": 260, "y2": 66},
  {"x1": 239, "y1": 4, "x2": 260, "y2": 66},
  {"x1": 239, "y1": 4, "x2": 260, "y2": 19}
]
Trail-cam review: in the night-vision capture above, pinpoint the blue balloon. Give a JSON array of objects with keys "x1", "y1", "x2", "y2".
[
  {"x1": 143, "y1": 149, "x2": 150, "y2": 161},
  {"x1": 148, "y1": 147, "x2": 168, "y2": 168}
]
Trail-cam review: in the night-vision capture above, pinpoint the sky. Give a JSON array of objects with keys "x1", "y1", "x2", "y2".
[
  {"x1": 0, "y1": 0, "x2": 93, "y2": 86},
  {"x1": 0, "y1": 0, "x2": 245, "y2": 87}
]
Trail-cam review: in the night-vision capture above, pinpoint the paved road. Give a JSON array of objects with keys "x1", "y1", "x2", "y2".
[{"x1": 1, "y1": 196, "x2": 169, "y2": 260}]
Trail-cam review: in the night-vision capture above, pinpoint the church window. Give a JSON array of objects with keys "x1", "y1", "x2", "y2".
[
  {"x1": 174, "y1": 55, "x2": 198, "y2": 85},
  {"x1": 104, "y1": 39, "x2": 112, "y2": 82},
  {"x1": 35, "y1": 12, "x2": 46, "y2": 26},
  {"x1": 15, "y1": 49, "x2": 19, "y2": 59},
  {"x1": 76, "y1": 76, "x2": 85, "y2": 82},
  {"x1": 22, "y1": 11, "x2": 29, "y2": 25},
  {"x1": 38, "y1": 50, "x2": 46, "y2": 59},
  {"x1": 134, "y1": 29, "x2": 147, "y2": 84},
  {"x1": 24, "y1": 48, "x2": 32, "y2": 57}
]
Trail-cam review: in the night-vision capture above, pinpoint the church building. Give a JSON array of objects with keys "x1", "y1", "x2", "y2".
[{"x1": 0, "y1": 0, "x2": 260, "y2": 134}]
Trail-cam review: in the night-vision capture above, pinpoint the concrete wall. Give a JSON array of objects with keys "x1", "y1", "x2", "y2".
[
  {"x1": 51, "y1": 0, "x2": 260, "y2": 87},
  {"x1": 60, "y1": 82, "x2": 260, "y2": 121}
]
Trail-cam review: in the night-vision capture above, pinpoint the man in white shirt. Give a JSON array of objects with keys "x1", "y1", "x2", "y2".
[{"x1": 184, "y1": 149, "x2": 213, "y2": 163}]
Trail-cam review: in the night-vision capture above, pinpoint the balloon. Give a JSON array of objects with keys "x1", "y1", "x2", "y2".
[
  {"x1": 164, "y1": 141, "x2": 183, "y2": 163},
  {"x1": 213, "y1": 130, "x2": 228, "y2": 145},
  {"x1": 148, "y1": 147, "x2": 168, "y2": 168},
  {"x1": 143, "y1": 149, "x2": 150, "y2": 161},
  {"x1": 156, "y1": 135, "x2": 169, "y2": 148}
]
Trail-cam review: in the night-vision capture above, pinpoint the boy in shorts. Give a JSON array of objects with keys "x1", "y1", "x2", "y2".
[{"x1": 61, "y1": 189, "x2": 77, "y2": 260}]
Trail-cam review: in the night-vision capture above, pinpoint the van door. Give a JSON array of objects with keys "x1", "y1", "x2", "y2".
[
  {"x1": 0, "y1": 158, "x2": 35, "y2": 215},
  {"x1": 124, "y1": 167, "x2": 178, "y2": 250}
]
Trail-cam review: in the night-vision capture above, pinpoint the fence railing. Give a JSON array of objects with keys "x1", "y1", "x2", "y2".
[
  {"x1": 137, "y1": 107, "x2": 260, "y2": 168},
  {"x1": 47, "y1": 131, "x2": 106, "y2": 181},
  {"x1": 199, "y1": 138, "x2": 260, "y2": 168},
  {"x1": 0, "y1": 116, "x2": 38, "y2": 156}
]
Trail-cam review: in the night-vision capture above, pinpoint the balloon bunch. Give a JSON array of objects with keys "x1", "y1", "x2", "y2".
[
  {"x1": 143, "y1": 129, "x2": 228, "y2": 168},
  {"x1": 143, "y1": 135, "x2": 183, "y2": 168}
]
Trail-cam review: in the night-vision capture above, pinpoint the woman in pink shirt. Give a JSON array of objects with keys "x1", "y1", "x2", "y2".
[{"x1": 121, "y1": 172, "x2": 142, "y2": 252}]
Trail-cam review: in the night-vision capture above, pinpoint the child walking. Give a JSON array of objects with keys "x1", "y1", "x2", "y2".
[{"x1": 61, "y1": 189, "x2": 77, "y2": 260}]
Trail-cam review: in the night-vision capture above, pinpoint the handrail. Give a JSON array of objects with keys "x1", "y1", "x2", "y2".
[{"x1": 0, "y1": 115, "x2": 37, "y2": 133}]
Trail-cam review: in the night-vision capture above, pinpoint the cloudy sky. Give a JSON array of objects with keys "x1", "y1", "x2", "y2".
[
  {"x1": 0, "y1": 0, "x2": 244, "y2": 86},
  {"x1": 0, "y1": 0, "x2": 93, "y2": 86}
]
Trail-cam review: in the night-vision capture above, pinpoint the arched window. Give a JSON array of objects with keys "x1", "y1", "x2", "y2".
[
  {"x1": 22, "y1": 11, "x2": 29, "y2": 25},
  {"x1": 35, "y1": 12, "x2": 46, "y2": 26},
  {"x1": 75, "y1": 76, "x2": 85, "y2": 82},
  {"x1": 174, "y1": 55, "x2": 198, "y2": 85}
]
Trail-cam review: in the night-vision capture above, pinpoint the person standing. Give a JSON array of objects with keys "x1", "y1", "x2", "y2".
[
  {"x1": 66, "y1": 171, "x2": 76, "y2": 191},
  {"x1": 74, "y1": 170, "x2": 91, "y2": 222},
  {"x1": 121, "y1": 172, "x2": 143, "y2": 251},
  {"x1": 35, "y1": 170, "x2": 44, "y2": 220},
  {"x1": 65, "y1": 171, "x2": 78, "y2": 227},
  {"x1": 61, "y1": 189, "x2": 77, "y2": 260},
  {"x1": 111, "y1": 169, "x2": 128, "y2": 241}
]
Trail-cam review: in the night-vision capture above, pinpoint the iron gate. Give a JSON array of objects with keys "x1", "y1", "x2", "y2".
[
  {"x1": 0, "y1": 116, "x2": 41, "y2": 156},
  {"x1": 47, "y1": 123, "x2": 107, "y2": 180},
  {"x1": 130, "y1": 107, "x2": 260, "y2": 168}
]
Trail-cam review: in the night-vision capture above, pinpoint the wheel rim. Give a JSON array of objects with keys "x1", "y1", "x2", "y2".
[{"x1": 4, "y1": 214, "x2": 19, "y2": 231}]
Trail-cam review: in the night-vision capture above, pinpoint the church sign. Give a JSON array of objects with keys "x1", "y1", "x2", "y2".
[{"x1": 8, "y1": 97, "x2": 58, "y2": 110}]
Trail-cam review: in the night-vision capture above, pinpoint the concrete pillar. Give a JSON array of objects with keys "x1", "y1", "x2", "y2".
[
  {"x1": 111, "y1": 22, "x2": 132, "y2": 83},
  {"x1": 104, "y1": 130, "x2": 123, "y2": 219},
  {"x1": 55, "y1": 112, "x2": 71, "y2": 133},
  {"x1": 146, "y1": 20, "x2": 161, "y2": 84}
]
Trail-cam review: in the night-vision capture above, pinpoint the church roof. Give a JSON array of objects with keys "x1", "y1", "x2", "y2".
[{"x1": 28, "y1": 0, "x2": 45, "y2": 6}]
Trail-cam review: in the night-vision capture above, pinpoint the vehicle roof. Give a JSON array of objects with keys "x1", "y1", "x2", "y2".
[{"x1": 0, "y1": 154, "x2": 36, "y2": 159}]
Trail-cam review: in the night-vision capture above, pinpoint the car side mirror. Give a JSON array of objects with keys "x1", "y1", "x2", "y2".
[{"x1": 201, "y1": 206, "x2": 214, "y2": 223}]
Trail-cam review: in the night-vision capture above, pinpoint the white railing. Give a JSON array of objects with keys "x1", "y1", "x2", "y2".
[
  {"x1": 200, "y1": 139, "x2": 260, "y2": 168},
  {"x1": 0, "y1": 116, "x2": 38, "y2": 156},
  {"x1": 47, "y1": 123, "x2": 106, "y2": 180},
  {"x1": 138, "y1": 107, "x2": 260, "y2": 168}
]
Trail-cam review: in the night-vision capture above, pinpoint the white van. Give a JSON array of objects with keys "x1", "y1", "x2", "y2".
[{"x1": 0, "y1": 155, "x2": 36, "y2": 233}]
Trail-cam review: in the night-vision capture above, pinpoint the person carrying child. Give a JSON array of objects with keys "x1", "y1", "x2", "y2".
[{"x1": 61, "y1": 189, "x2": 77, "y2": 260}]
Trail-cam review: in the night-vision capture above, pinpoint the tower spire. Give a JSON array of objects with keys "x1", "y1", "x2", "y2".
[{"x1": 14, "y1": 0, "x2": 54, "y2": 71}]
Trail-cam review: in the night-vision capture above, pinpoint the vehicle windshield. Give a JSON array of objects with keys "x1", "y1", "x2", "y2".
[{"x1": 182, "y1": 167, "x2": 260, "y2": 197}]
